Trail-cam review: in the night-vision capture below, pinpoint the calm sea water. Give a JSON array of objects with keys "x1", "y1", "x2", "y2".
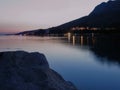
[{"x1": 0, "y1": 34, "x2": 120, "y2": 90}]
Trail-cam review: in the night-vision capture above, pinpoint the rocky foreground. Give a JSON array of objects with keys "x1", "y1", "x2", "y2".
[{"x1": 0, "y1": 51, "x2": 77, "y2": 90}]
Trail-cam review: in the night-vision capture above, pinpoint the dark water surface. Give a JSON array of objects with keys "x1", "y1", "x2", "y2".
[{"x1": 0, "y1": 34, "x2": 120, "y2": 90}]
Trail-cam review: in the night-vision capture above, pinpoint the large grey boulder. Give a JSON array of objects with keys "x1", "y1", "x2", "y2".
[{"x1": 0, "y1": 51, "x2": 77, "y2": 90}]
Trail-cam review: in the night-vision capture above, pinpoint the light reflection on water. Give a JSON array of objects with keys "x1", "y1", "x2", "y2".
[{"x1": 0, "y1": 35, "x2": 120, "y2": 90}]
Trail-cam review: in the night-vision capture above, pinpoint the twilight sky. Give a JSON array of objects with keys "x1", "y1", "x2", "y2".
[{"x1": 0, "y1": 0, "x2": 108, "y2": 33}]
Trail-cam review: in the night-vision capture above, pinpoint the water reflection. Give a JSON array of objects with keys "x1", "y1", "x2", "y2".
[
  {"x1": 0, "y1": 35, "x2": 120, "y2": 90},
  {"x1": 67, "y1": 33, "x2": 120, "y2": 65},
  {"x1": 72, "y1": 35, "x2": 75, "y2": 45},
  {"x1": 67, "y1": 32, "x2": 71, "y2": 42},
  {"x1": 67, "y1": 34, "x2": 96, "y2": 47},
  {"x1": 91, "y1": 34, "x2": 120, "y2": 64}
]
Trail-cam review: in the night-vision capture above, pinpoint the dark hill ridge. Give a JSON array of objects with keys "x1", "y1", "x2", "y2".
[
  {"x1": 16, "y1": 29, "x2": 47, "y2": 36},
  {"x1": 89, "y1": 0, "x2": 120, "y2": 16},
  {"x1": 17, "y1": 0, "x2": 120, "y2": 35},
  {"x1": 57, "y1": 0, "x2": 120, "y2": 29}
]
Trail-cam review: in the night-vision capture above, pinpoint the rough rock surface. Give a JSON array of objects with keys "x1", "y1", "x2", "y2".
[{"x1": 0, "y1": 51, "x2": 77, "y2": 90}]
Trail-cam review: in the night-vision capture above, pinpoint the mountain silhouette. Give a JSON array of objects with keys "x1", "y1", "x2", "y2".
[
  {"x1": 56, "y1": 0, "x2": 120, "y2": 30},
  {"x1": 17, "y1": 0, "x2": 120, "y2": 35}
]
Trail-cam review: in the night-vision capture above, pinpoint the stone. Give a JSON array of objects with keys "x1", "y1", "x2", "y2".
[{"x1": 0, "y1": 51, "x2": 77, "y2": 90}]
